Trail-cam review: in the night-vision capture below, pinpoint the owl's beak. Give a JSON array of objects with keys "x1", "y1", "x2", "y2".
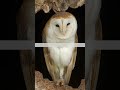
[
  {"x1": 61, "y1": 29, "x2": 66, "y2": 35},
  {"x1": 61, "y1": 24, "x2": 66, "y2": 35}
]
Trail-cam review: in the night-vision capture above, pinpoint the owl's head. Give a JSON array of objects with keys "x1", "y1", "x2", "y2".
[{"x1": 47, "y1": 12, "x2": 77, "y2": 39}]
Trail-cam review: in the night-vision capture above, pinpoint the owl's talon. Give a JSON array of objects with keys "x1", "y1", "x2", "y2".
[
  {"x1": 56, "y1": 81, "x2": 60, "y2": 86},
  {"x1": 56, "y1": 79, "x2": 65, "y2": 86},
  {"x1": 60, "y1": 80, "x2": 64, "y2": 86}
]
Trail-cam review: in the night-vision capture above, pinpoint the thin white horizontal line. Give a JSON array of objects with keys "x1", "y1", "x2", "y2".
[{"x1": 35, "y1": 43, "x2": 85, "y2": 47}]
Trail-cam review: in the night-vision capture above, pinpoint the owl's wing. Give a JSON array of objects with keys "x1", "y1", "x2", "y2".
[
  {"x1": 42, "y1": 29, "x2": 46, "y2": 43},
  {"x1": 64, "y1": 34, "x2": 78, "y2": 84},
  {"x1": 75, "y1": 33, "x2": 78, "y2": 43},
  {"x1": 42, "y1": 20, "x2": 51, "y2": 43},
  {"x1": 43, "y1": 47, "x2": 59, "y2": 81},
  {"x1": 42, "y1": 26, "x2": 59, "y2": 81}
]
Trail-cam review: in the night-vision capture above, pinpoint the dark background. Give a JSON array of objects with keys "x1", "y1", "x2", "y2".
[
  {"x1": 0, "y1": 50, "x2": 26, "y2": 90},
  {"x1": 96, "y1": 50, "x2": 120, "y2": 90},
  {"x1": 35, "y1": 47, "x2": 85, "y2": 88},
  {"x1": 0, "y1": 0, "x2": 23, "y2": 40},
  {"x1": 100, "y1": 0, "x2": 120, "y2": 40},
  {"x1": 0, "y1": 0, "x2": 26, "y2": 89},
  {"x1": 96, "y1": 0, "x2": 120, "y2": 90}
]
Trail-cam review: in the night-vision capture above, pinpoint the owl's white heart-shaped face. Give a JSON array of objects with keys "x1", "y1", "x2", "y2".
[{"x1": 47, "y1": 12, "x2": 77, "y2": 40}]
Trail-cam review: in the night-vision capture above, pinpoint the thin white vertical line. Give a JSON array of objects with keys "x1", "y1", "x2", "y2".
[{"x1": 35, "y1": 43, "x2": 85, "y2": 47}]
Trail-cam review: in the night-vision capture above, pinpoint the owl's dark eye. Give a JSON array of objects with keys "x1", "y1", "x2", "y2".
[
  {"x1": 67, "y1": 23, "x2": 70, "y2": 26},
  {"x1": 56, "y1": 24, "x2": 59, "y2": 27}
]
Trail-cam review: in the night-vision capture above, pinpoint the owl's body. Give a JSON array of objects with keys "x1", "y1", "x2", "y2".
[
  {"x1": 49, "y1": 47, "x2": 74, "y2": 66},
  {"x1": 42, "y1": 12, "x2": 78, "y2": 85}
]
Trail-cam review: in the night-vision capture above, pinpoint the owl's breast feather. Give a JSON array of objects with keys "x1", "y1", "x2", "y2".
[{"x1": 49, "y1": 47, "x2": 74, "y2": 67}]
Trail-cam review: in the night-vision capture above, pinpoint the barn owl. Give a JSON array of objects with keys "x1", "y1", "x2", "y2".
[{"x1": 42, "y1": 12, "x2": 78, "y2": 86}]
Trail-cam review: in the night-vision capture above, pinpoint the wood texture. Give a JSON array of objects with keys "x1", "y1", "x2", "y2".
[
  {"x1": 35, "y1": 71, "x2": 85, "y2": 90},
  {"x1": 35, "y1": 0, "x2": 85, "y2": 13}
]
